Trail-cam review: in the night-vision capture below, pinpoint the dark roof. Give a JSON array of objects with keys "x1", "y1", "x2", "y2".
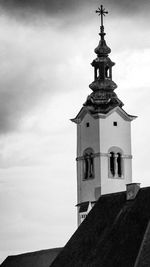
[
  {"x1": 1, "y1": 248, "x2": 62, "y2": 267},
  {"x1": 51, "y1": 187, "x2": 150, "y2": 267},
  {"x1": 134, "y1": 220, "x2": 150, "y2": 267}
]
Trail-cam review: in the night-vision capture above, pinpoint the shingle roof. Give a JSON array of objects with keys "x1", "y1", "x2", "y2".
[
  {"x1": 1, "y1": 247, "x2": 62, "y2": 267},
  {"x1": 51, "y1": 187, "x2": 150, "y2": 267}
]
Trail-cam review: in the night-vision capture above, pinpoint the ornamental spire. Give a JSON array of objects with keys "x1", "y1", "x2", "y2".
[
  {"x1": 84, "y1": 5, "x2": 123, "y2": 112},
  {"x1": 94, "y1": 4, "x2": 111, "y2": 56},
  {"x1": 95, "y1": 5, "x2": 108, "y2": 40}
]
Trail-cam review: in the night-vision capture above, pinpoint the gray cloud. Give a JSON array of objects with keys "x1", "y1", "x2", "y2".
[
  {"x1": 0, "y1": 18, "x2": 90, "y2": 134},
  {"x1": 0, "y1": 27, "x2": 59, "y2": 134},
  {"x1": 0, "y1": 0, "x2": 82, "y2": 19},
  {"x1": 0, "y1": 0, "x2": 149, "y2": 14},
  {"x1": 0, "y1": 60, "x2": 45, "y2": 133},
  {"x1": 0, "y1": 1, "x2": 149, "y2": 36},
  {"x1": 0, "y1": 0, "x2": 150, "y2": 27}
]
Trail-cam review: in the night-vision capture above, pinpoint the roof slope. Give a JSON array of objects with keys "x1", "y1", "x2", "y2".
[
  {"x1": 134, "y1": 221, "x2": 150, "y2": 267},
  {"x1": 1, "y1": 248, "x2": 62, "y2": 267},
  {"x1": 51, "y1": 188, "x2": 150, "y2": 267}
]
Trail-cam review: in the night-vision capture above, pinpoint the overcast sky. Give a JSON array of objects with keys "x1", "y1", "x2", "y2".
[{"x1": 1, "y1": 0, "x2": 150, "y2": 263}]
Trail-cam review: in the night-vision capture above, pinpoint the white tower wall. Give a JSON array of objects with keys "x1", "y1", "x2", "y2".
[
  {"x1": 77, "y1": 113, "x2": 101, "y2": 204},
  {"x1": 99, "y1": 111, "x2": 132, "y2": 195},
  {"x1": 76, "y1": 109, "x2": 133, "y2": 225}
]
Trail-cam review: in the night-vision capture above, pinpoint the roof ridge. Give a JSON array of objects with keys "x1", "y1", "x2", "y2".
[{"x1": 5, "y1": 247, "x2": 62, "y2": 258}]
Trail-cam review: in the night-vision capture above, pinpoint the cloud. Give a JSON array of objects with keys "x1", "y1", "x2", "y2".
[
  {"x1": 0, "y1": 0, "x2": 86, "y2": 15},
  {"x1": 0, "y1": 41, "x2": 46, "y2": 133},
  {"x1": 0, "y1": 12, "x2": 95, "y2": 134},
  {"x1": 0, "y1": 0, "x2": 149, "y2": 18},
  {"x1": 0, "y1": 17, "x2": 59, "y2": 133}
]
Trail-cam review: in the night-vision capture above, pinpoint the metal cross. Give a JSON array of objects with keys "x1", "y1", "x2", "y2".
[{"x1": 95, "y1": 5, "x2": 108, "y2": 27}]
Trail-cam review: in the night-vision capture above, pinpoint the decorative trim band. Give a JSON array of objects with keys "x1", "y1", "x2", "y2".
[{"x1": 76, "y1": 153, "x2": 132, "y2": 161}]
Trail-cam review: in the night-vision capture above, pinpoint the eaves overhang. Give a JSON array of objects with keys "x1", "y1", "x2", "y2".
[{"x1": 71, "y1": 105, "x2": 137, "y2": 124}]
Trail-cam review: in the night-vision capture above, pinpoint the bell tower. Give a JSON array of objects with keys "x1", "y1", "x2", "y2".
[{"x1": 71, "y1": 5, "x2": 136, "y2": 225}]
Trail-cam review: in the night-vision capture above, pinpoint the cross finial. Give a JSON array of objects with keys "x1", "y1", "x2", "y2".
[{"x1": 95, "y1": 5, "x2": 108, "y2": 27}]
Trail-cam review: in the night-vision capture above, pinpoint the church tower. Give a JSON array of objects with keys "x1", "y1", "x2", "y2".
[{"x1": 71, "y1": 5, "x2": 136, "y2": 225}]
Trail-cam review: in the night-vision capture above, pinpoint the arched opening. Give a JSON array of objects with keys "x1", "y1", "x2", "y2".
[
  {"x1": 94, "y1": 67, "x2": 98, "y2": 80},
  {"x1": 105, "y1": 66, "x2": 109, "y2": 78},
  {"x1": 108, "y1": 147, "x2": 124, "y2": 178},
  {"x1": 117, "y1": 153, "x2": 122, "y2": 177},
  {"x1": 83, "y1": 148, "x2": 94, "y2": 180},
  {"x1": 110, "y1": 152, "x2": 115, "y2": 176}
]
